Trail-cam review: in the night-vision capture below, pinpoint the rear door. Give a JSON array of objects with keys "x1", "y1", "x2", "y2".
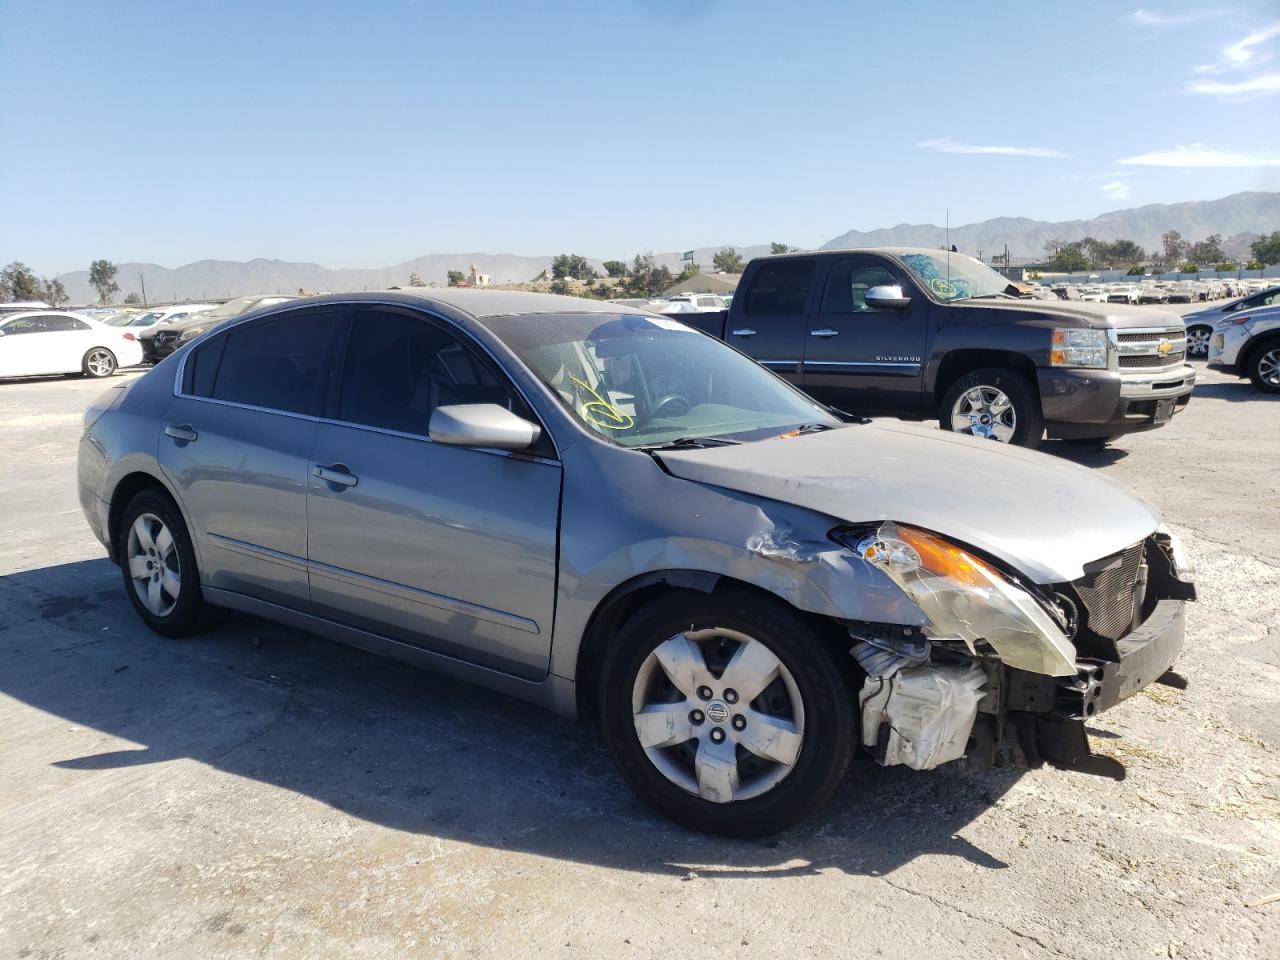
[
  {"x1": 725, "y1": 258, "x2": 816, "y2": 385},
  {"x1": 0, "y1": 315, "x2": 48, "y2": 376},
  {"x1": 305, "y1": 305, "x2": 561, "y2": 680},
  {"x1": 158, "y1": 306, "x2": 343, "y2": 607},
  {"x1": 801, "y1": 255, "x2": 929, "y2": 414}
]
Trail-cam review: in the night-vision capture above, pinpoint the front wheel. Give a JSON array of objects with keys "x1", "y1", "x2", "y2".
[
  {"x1": 1248, "y1": 342, "x2": 1280, "y2": 394},
  {"x1": 939, "y1": 367, "x2": 1044, "y2": 448},
  {"x1": 82, "y1": 347, "x2": 117, "y2": 378},
  {"x1": 600, "y1": 590, "x2": 855, "y2": 837}
]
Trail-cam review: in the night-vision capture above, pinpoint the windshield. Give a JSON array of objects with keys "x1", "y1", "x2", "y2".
[
  {"x1": 199, "y1": 297, "x2": 260, "y2": 320},
  {"x1": 898, "y1": 251, "x2": 1015, "y2": 303},
  {"x1": 483, "y1": 312, "x2": 838, "y2": 448},
  {"x1": 106, "y1": 312, "x2": 146, "y2": 326}
]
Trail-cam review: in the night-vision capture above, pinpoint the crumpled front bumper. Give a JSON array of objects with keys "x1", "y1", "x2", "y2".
[{"x1": 966, "y1": 598, "x2": 1188, "y2": 779}]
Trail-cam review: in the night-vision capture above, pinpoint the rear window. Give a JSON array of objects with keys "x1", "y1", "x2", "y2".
[
  {"x1": 743, "y1": 260, "x2": 814, "y2": 316},
  {"x1": 206, "y1": 309, "x2": 338, "y2": 415}
]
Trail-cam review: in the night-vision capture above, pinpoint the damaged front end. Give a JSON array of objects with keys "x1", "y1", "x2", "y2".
[{"x1": 838, "y1": 522, "x2": 1195, "y2": 780}]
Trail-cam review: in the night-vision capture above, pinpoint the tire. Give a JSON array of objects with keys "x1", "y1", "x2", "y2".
[
  {"x1": 117, "y1": 488, "x2": 220, "y2": 637},
  {"x1": 939, "y1": 367, "x2": 1044, "y2": 448},
  {"x1": 1247, "y1": 339, "x2": 1280, "y2": 394},
  {"x1": 82, "y1": 347, "x2": 117, "y2": 378},
  {"x1": 599, "y1": 589, "x2": 855, "y2": 837},
  {"x1": 1185, "y1": 325, "x2": 1212, "y2": 359}
]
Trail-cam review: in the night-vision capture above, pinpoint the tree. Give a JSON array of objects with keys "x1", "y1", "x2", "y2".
[
  {"x1": 41, "y1": 277, "x2": 68, "y2": 306},
  {"x1": 1251, "y1": 231, "x2": 1280, "y2": 265},
  {"x1": 770, "y1": 242, "x2": 792, "y2": 255},
  {"x1": 1215, "y1": 261, "x2": 1236, "y2": 273},
  {"x1": 1106, "y1": 239, "x2": 1145, "y2": 265},
  {"x1": 89, "y1": 259, "x2": 120, "y2": 305},
  {"x1": 1, "y1": 261, "x2": 41, "y2": 301},
  {"x1": 447, "y1": 270, "x2": 465, "y2": 287},
  {"x1": 551, "y1": 253, "x2": 597, "y2": 281},
  {"x1": 1161, "y1": 230, "x2": 1186, "y2": 264},
  {"x1": 602, "y1": 260, "x2": 627, "y2": 278},
  {"x1": 675, "y1": 262, "x2": 699, "y2": 283},
  {"x1": 622, "y1": 252, "x2": 674, "y2": 298},
  {"x1": 123, "y1": 292, "x2": 141, "y2": 305},
  {"x1": 712, "y1": 248, "x2": 744, "y2": 273},
  {"x1": 1049, "y1": 242, "x2": 1088, "y2": 272},
  {"x1": 408, "y1": 272, "x2": 427, "y2": 287},
  {"x1": 1189, "y1": 233, "x2": 1224, "y2": 265}
]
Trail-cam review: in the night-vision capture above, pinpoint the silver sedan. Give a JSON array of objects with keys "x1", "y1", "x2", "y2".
[{"x1": 78, "y1": 290, "x2": 1195, "y2": 835}]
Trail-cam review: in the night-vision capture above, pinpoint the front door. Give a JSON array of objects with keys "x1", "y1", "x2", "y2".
[
  {"x1": 801, "y1": 255, "x2": 929, "y2": 414},
  {"x1": 158, "y1": 306, "x2": 343, "y2": 606},
  {"x1": 725, "y1": 258, "x2": 816, "y2": 386},
  {"x1": 305, "y1": 305, "x2": 561, "y2": 680}
]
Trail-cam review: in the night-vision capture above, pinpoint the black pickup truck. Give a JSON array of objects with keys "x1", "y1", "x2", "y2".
[{"x1": 682, "y1": 248, "x2": 1195, "y2": 447}]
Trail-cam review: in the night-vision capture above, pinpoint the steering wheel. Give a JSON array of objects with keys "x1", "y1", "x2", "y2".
[{"x1": 647, "y1": 394, "x2": 691, "y2": 421}]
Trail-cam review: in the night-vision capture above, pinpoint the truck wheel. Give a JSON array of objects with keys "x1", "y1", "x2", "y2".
[
  {"x1": 599, "y1": 589, "x2": 855, "y2": 837},
  {"x1": 939, "y1": 367, "x2": 1044, "y2": 448},
  {"x1": 1248, "y1": 340, "x2": 1280, "y2": 394}
]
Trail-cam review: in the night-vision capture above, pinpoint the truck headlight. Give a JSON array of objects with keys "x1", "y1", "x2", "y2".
[
  {"x1": 1050, "y1": 328, "x2": 1107, "y2": 368},
  {"x1": 178, "y1": 326, "x2": 207, "y2": 342},
  {"x1": 837, "y1": 523, "x2": 1078, "y2": 677}
]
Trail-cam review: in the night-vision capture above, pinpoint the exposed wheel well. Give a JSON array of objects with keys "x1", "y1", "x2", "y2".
[
  {"x1": 106, "y1": 472, "x2": 171, "y2": 563},
  {"x1": 572, "y1": 571, "x2": 850, "y2": 724},
  {"x1": 934, "y1": 350, "x2": 1039, "y2": 411}
]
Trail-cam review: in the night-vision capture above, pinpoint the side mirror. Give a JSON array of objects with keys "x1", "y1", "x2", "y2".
[
  {"x1": 865, "y1": 285, "x2": 912, "y2": 310},
  {"x1": 429, "y1": 403, "x2": 541, "y2": 451}
]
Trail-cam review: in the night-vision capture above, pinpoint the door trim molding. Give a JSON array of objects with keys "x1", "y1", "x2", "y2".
[
  {"x1": 802, "y1": 360, "x2": 922, "y2": 375},
  {"x1": 207, "y1": 532, "x2": 308, "y2": 574}
]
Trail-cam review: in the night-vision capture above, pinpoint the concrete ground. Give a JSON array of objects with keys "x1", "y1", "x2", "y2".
[{"x1": 1, "y1": 360, "x2": 1277, "y2": 960}]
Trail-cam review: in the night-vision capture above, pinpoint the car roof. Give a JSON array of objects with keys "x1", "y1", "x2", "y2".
[
  {"x1": 760, "y1": 245, "x2": 975, "y2": 261},
  {"x1": 298, "y1": 288, "x2": 631, "y2": 320},
  {"x1": 0, "y1": 310, "x2": 98, "y2": 322}
]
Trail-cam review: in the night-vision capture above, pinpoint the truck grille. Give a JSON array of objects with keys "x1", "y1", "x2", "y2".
[
  {"x1": 1073, "y1": 542, "x2": 1145, "y2": 641},
  {"x1": 1119, "y1": 352, "x2": 1185, "y2": 368}
]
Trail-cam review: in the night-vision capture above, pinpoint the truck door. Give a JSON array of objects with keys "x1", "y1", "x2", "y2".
[
  {"x1": 801, "y1": 254, "x2": 928, "y2": 414},
  {"x1": 724, "y1": 258, "x2": 816, "y2": 387}
]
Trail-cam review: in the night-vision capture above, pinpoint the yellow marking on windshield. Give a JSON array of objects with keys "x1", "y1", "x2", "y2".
[{"x1": 570, "y1": 375, "x2": 635, "y2": 430}]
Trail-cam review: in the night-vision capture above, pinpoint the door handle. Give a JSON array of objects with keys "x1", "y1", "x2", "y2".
[
  {"x1": 730, "y1": 328, "x2": 757, "y2": 337},
  {"x1": 810, "y1": 329, "x2": 839, "y2": 338},
  {"x1": 163, "y1": 424, "x2": 198, "y2": 442},
  {"x1": 313, "y1": 463, "x2": 358, "y2": 488}
]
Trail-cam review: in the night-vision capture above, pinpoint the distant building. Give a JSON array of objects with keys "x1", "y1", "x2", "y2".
[{"x1": 468, "y1": 264, "x2": 492, "y2": 287}]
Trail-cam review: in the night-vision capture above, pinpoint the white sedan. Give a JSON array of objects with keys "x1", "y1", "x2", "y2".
[{"x1": 0, "y1": 311, "x2": 144, "y2": 379}]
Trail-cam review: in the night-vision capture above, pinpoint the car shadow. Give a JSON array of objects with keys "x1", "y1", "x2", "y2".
[
  {"x1": 1190, "y1": 381, "x2": 1278, "y2": 403},
  {"x1": 1, "y1": 558, "x2": 1018, "y2": 879},
  {"x1": 1041, "y1": 441, "x2": 1130, "y2": 466}
]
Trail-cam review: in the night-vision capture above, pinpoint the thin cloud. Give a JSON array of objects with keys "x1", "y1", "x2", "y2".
[
  {"x1": 1224, "y1": 21, "x2": 1280, "y2": 65},
  {"x1": 917, "y1": 139, "x2": 1069, "y2": 159},
  {"x1": 1117, "y1": 143, "x2": 1280, "y2": 167},
  {"x1": 1131, "y1": 8, "x2": 1220, "y2": 26},
  {"x1": 1101, "y1": 181, "x2": 1133, "y2": 200},
  {"x1": 1188, "y1": 72, "x2": 1280, "y2": 95}
]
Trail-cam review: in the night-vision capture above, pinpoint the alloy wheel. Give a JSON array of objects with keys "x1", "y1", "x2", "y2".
[
  {"x1": 86, "y1": 349, "x2": 116, "y2": 377},
  {"x1": 126, "y1": 513, "x2": 181, "y2": 617},
  {"x1": 631, "y1": 628, "x2": 804, "y2": 804},
  {"x1": 1259, "y1": 349, "x2": 1280, "y2": 388},
  {"x1": 1185, "y1": 328, "x2": 1211, "y2": 358},
  {"x1": 950, "y1": 385, "x2": 1016, "y2": 442}
]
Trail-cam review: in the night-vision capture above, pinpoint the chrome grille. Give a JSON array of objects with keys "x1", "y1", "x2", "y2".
[
  {"x1": 1073, "y1": 542, "x2": 1144, "y2": 641},
  {"x1": 1119, "y1": 352, "x2": 1185, "y2": 368}
]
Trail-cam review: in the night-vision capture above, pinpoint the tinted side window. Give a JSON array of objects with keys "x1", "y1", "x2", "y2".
[
  {"x1": 820, "y1": 258, "x2": 900, "y2": 313},
  {"x1": 743, "y1": 260, "x2": 814, "y2": 317},
  {"x1": 1, "y1": 317, "x2": 43, "y2": 335},
  {"x1": 339, "y1": 309, "x2": 523, "y2": 436},
  {"x1": 185, "y1": 335, "x2": 228, "y2": 397},
  {"x1": 210, "y1": 310, "x2": 338, "y2": 415}
]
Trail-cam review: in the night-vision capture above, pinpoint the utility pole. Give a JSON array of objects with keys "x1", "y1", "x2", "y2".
[{"x1": 138, "y1": 273, "x2": 148, "y2": 307}]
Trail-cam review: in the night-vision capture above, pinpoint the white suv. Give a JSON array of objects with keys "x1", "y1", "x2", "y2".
[{"x1": 1208, "y1": 304, "x2": 1280, "y2": 392}]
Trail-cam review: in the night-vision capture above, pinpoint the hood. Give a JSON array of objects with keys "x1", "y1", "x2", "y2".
[
  {"x1": 965, "y1": 298, "x2": 1184, "y2": 330},
  {"x1": 657, "y1": 422, "x2": 1160, "y2": 584},
  {"x1": 139, "y1": 312, "x2": 226, "y2": 340}
]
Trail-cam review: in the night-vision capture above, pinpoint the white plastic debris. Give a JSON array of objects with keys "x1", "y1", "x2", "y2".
[{"x1": 859, "y1": 663, "x2": 987, "y2": 771}]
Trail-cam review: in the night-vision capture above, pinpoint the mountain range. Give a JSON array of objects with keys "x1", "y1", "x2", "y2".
[{"x1": 52, "y1": 191, "x2": 1277, "y2": 304}]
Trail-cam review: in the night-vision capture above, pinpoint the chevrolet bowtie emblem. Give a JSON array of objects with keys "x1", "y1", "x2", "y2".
[{"x1": 1158, "y1": 340, "x2": 1173, "y2": 355}]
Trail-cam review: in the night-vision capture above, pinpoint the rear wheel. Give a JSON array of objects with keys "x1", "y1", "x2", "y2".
[
  {"x1": 117, "y1": 488, "x2": 219, "y2": 637},
  {"x1": 939, "y1": 367, "x2": 1044, "y2": 448},
  {"x1": 1248, "y1": 341, "x2": 1280, "y2": 394},
  {"x1": 600, "y1": 590, "x2": 855, "y2": 836},
  {"x1": 82, "y1": 347, "x2": 117, "y2": 378},
  {"x1": 1185, "y1": 325, "x2": 1212, "y2": 359}
]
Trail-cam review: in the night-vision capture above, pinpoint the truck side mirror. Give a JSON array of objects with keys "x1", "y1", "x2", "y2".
[{"x1": 865, "y1": 285, "x2": 911, "y2": 310}]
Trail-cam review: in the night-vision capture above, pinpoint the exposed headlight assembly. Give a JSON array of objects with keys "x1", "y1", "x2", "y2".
[
  {"x1": 1050, "y1": 327, "x2": 1107, "y2": 368},
  {"x1": 178, "y1": 326, "x2": 207, "y2": 342},
  {"x1": 838, "y1": 522, "x2": 1078, "y2": 677}
]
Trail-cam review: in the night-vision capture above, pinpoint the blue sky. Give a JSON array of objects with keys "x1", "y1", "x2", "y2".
[{"x1": 3, "y1": 0, "x2": 1279, "y2": 275}]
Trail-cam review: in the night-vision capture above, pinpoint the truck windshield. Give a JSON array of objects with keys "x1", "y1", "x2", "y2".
[
  {"x1": 482, "y1": 312, "x2": 839, "y2": 448},
  {"x1": 898, "y1": 252, "x2": 1017, "y2": 303}
]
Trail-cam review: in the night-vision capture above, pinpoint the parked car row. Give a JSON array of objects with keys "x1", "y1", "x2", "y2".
[
  {"x1": 1037, "y1": 276, "x2": 1269, "y2": 307},
  {"x1": 1184, "y1": 283, "x2": 1280, "y2": 359}
]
